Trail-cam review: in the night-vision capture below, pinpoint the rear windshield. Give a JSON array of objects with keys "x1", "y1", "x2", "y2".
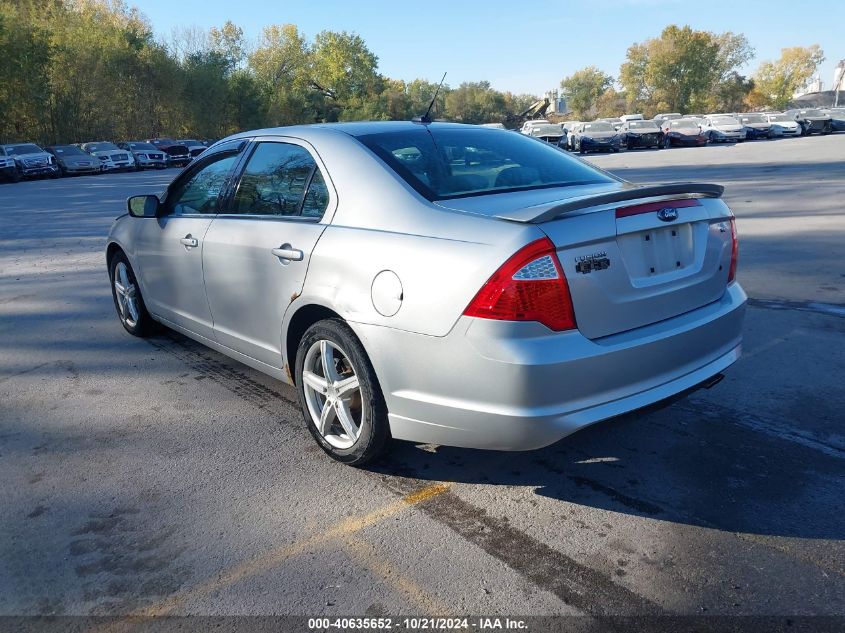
[{"x1": 356, "y1": 127, "x2": 614, "y2": 200}]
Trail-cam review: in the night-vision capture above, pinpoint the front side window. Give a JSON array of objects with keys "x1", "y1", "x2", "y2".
[
  {"x1": 231, "y1": 142, "x2": 329, "y2": 219},
  {"x1": 166, "y1": 153, "x2": 240, "y2": 215}
]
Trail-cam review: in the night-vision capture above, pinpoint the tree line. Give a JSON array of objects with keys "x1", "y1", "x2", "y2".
[
  {"x1": 0, "y1": 0, "x2": 537, "y2": 144},
  {"x1": 0, "y1": 2, "x2": 828, "y2": 144},
  {"x1": 560, "y1": 25, "x2": 825, "y2": 120}
]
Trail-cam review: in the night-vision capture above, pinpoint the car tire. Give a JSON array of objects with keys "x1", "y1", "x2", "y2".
[
  {"x1": 295, "y1": 318, "x2": 390, "y2": 466},
  {"x1": 108, "y1": 251, "x2": 156, "y2": 337}
]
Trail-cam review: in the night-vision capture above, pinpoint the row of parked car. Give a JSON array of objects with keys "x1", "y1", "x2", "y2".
[
  {"x1": 0, "y1": 137, "x2": 215, "y2": 182},
  {"x1": 517, "y1": 107, "x2": 845, "y2": 154}
]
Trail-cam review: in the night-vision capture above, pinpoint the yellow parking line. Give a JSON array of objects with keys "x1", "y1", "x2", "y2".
[
  {"x1": 344, "y1": 535, "x2": 450, "y2": 615},
  {"x1": 90, "y1": 482, "x2": 451, "y2": 633}
]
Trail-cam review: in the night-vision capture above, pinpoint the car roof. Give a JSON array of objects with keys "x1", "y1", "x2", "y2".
[{"x1": 224, "y1": 121, "x2": 480, "y2": 142}]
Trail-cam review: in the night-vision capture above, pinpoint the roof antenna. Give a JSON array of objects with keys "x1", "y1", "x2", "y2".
[{"x1": 413, "y1": 72, "x2": 447, "y2": 124}]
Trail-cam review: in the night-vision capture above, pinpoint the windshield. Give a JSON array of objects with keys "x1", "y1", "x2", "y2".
[
  {"x1": 85, "y1": 142, "x2": 119, "y2": 152},
  {"x1": 740, "y1": 114, "x2": 766, "y2": 123},
  {"x1": 797, "y1": 109, "x2": 823, "y2": 117},
  {"x1": 356, "y1": 127, "x2": 614, "y2": 201},
  {"x1": 670, "y1": 120, "x2": 699, "y2": 129},
  {"x1": 5, "y1": 144, "x2": 44, "y2": 155},
  {"x1": 711, "y1": 116, "x2": 739, "y2": 126},
  {"x1": 628, "y1": 121, "x2": 658, "y2": 130},
  {"x1": 129, "y1": 142, "x2": 157, "y2": 150},
  {"x1": 179, "y1": 139, "x2": 200, "y2": 145},
  {"x1": 582, "y1": 122, "x2": 615, "y2": 133},
  {"x1": 767, "y1": 114, "x2": 791, "y2": 122},
  {"x1": 50, "y1": 146, "x2": 86, "y2": 155}
]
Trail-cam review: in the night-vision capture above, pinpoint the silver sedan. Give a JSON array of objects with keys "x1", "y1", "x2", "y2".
[{"x1": 106, "y1": 122, "x2": 746, "y2": 465}]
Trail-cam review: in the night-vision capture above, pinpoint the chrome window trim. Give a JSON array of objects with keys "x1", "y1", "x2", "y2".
[
  {"x1": 231, "y1": 135, "x2": 338, "y2": 224},
  {"x1": 213, "y1": 213, "x2": 322, "y2": 223}
]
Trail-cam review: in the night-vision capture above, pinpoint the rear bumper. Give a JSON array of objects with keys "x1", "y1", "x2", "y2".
[{"x1": 354, "y1": 283, "x2": 746, "y2": 451}]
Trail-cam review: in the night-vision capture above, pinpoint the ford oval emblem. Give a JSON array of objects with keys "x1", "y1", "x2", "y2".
[{"x1": 657, "y1": 207, "x2": 679, "y2": 222}]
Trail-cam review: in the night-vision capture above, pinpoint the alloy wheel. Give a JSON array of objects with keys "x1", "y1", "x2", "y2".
[
  {"x1": 113, "y1": 261, "x2": 139, "y2": 328},
  {"x1": 301, "y1": 339, "x2": 364, "y2": 449}
]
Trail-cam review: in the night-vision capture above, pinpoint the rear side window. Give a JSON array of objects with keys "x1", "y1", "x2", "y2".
[
  {"x1": 231, "y1": 142, "x2": 329, "y2": 219},
  {"x1": 355, "y1": 127, "x2": 612, "y2": 200}
]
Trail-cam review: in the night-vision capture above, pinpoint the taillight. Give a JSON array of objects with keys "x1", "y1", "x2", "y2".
[
  {"x1": 728, "y1": 218, "x2": 738, "y2": 283},
  {"x1": 463, "y1": 237, "x2": 576, "y2": 331}
]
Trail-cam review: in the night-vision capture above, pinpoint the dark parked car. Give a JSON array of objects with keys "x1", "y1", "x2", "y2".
[
  {"x1": 568, "y1": 121, "x2": 621, "y2": 153},
  {"x1": 737, "y1": 113, "x2": 773, "y2": 140},
  {"x1": 659, "y1": 119, "x2": 708, "y2": 147},
  {"x1": 824, "y1": 108, "x2": 845, "y2": 132},
  {"x1": 45, "y1": 145, "x2": 103, "y2": 176},
  {"x1": 0, "y1": 146, "x2": 21, "y2": 182},
  {"x1": 1, "y1": 143, "x2": 60, "y2": 179},
  {"x1": 177, "y1": 139, "x2": 207, "y2": 158},
  {"x1": 146, "y1": 138, "x2": 191, "y2": 167},
  {"x1": 619, "y1": 120, "x2": 663, "y2": 150},
  {"x1": 785, "y1": 108, "x2": 832, "y2": 135}
]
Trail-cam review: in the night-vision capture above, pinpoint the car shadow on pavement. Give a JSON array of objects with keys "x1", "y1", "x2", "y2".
[{"x1": 371, "y1": 400, "x2": 845, "y2": 541}]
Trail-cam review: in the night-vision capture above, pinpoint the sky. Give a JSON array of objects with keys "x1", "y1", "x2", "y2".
[{"x1": 135, "y1": 0, "x2": 845, "y2": 96}]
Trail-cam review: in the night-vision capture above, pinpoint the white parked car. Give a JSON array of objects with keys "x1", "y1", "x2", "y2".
[
  {"x1": 700, "y1": 115, "x2": 746, "y2": 143},
  {"x1": 80, "y1": 142, "x2": 136, "y2": 171},
  {"x1": 763, "y1": 113, "x2": 802, "y2": 137}
]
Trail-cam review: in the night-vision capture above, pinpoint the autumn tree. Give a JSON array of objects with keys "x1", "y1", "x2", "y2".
[
  {"x1": 619, "y1": 26, "x2": 754, "y2": 116},
  {"x1": 444, "y1": 81, "x2": 507, "y2": 124},
  {"x1": 559, "y1": 66, "x2": 614, "y2": 119},
  {"x1": 749, "y1": 45, "x2": 825, "y2": 110},
  {"x1": 310, "y1": 30, "x2": 381, "y2": 121}
]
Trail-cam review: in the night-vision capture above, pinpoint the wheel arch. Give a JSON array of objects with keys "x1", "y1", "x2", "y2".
[
  {"x1": 284, "y1": 303, "x2": 344, "y2": 385},
  {"x1": 106, "y1": 241, "x2": 124, "y2": 266}
]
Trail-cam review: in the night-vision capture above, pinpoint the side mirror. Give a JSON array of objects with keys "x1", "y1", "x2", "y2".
[{"x1": 127, "y1": 194, "x2": 160, "y2": 218}]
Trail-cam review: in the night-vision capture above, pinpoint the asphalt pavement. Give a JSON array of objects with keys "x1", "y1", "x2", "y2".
[{"x1": 1, "y1": 136, "x2": 844, "y2": 622}]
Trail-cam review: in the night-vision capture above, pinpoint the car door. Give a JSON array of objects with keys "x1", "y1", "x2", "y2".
[
  {"x1": 201, "y1": 138, "x2": 335, "y2": 367},
  {"x1": 132, "y1": 141, "x2": 246, "y2": 339}
]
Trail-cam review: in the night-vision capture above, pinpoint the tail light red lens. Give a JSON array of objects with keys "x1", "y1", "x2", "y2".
[
  {"x1": 463, "y1": 237, "x2": 577, "y2": 331},
  {"x1": 728, "y1": 218, "x2": 738, "y2": 283}
]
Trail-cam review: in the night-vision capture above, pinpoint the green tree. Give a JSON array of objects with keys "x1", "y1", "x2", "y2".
[
  {"x1": 310, "y1": 30, "x2": 381, "y2": 121},
  {"x1": 248, "y1": 24, "x2": 312, "y2": 125},
  {"x1": 751, "y1": 45, "x2": 825, "y2": 109},
  {"x1": 559, "y1": 66, "x2": 613, "y2": 119},
  {"x1": 619, "y1": 26, "x2": 754, "y2": 116},
  {"x1": 444, "y1": 81, "x2": 506, "y2": 124}
]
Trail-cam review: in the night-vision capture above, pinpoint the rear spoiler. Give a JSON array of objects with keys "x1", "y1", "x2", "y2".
[{"x1": 498, "y1": 182, "x2": 725, "y2": 224}]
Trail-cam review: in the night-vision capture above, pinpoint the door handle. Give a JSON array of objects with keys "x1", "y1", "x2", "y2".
[
  {"x1": 271, "y1": 245, "x2": 303, "y2": 261},
  {"x1": 180, "y1": 236, "x2": 198, "y2": 248}
]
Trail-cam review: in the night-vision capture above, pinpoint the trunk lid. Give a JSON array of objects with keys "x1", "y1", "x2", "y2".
[{"x1": 438, "y1": 182, "x2": 734, "y2": 339}]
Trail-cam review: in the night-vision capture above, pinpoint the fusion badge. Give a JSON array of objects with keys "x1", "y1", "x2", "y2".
[{"x1": 575, "y1": 252, "x2": 611, "y2": 274}]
